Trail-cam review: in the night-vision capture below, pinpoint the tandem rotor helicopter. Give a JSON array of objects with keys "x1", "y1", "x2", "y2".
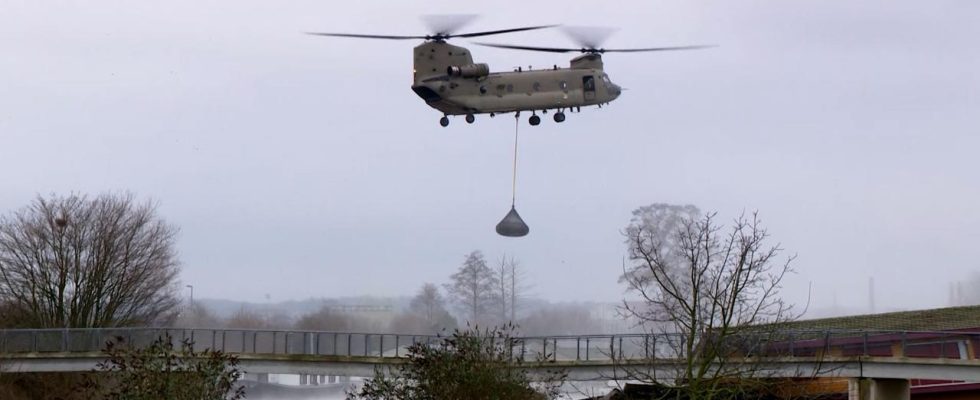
[{"x1": 308, "y1": 16, "x2": 711, "y2": 127}]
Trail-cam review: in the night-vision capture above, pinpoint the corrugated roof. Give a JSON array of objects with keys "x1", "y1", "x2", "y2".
[{"x1": 784, "y1": 305, "x2": 980, "y2": 331}]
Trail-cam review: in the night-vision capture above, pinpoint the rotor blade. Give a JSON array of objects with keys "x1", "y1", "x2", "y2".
[
  {"x1": 599, "y1": 45, "x2": 716, "y2": 53},
  {"x1": 473, "y1": 42, "x2": 578, "y2": 53},
  {"x1": 452, "y1": 25, "x2": 558, "y2": 39},
  {"x1": 305, "y1": 32, "x2": 429, "y2": 40},
  {"x1": 561, "y1": 26, "x2": 618, "y2": 49},
  {"x1": 421, "y1": 14, "x2": 479, "y2": 36}
]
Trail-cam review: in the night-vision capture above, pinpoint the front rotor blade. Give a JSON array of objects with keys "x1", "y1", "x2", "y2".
[
  {"x1": 453, "y1": 25, "x2": 558, "y2": 39},
  {"x1": 473, "y1": 42, "x2": 577, "y2": 53},
  {"x1": 421, "y1": 14, "x2": 479, "y2": 36},
  {"x1": 305, "y1": 32, "x2": 430, "y2": 40},
  {"x1": 600, "y1": 45, "x2": 716, "y2": 53}
]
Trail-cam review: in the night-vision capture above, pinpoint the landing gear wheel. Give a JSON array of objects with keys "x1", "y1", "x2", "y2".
[
  {"x1": 440, "y1": 116, "x2": 449, "y2": 127},
  {"x1": 553, "y1": 112, "x2": 566, "y2": 123},
  {"x1": 529, "y1": 115, "x2": 541, "y2": 126},
  {"x1": 465, "y1": 114, "x2": 475, "y2": 124}
]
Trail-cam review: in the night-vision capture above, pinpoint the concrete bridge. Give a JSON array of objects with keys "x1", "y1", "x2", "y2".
[{"x1": 2, "y1": 328, "x2": 979, "y2": 398}]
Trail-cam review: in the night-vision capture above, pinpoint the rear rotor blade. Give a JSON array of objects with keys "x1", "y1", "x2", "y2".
[
  {"x1": 474, "y1": 42, "x2": 578, "y2": 53},
  {"x1": 305, "y1": 32, "x2": 429, "y2": 40},
  {"x1": 476, "y1": 42, "x2": 715, "y2": 54},
  {"x1": 452, "y1": 25, "x2": 558, "y2": 39},
  {"x1": 561, "y1": 26, "x2": 618, "y2": 49}
]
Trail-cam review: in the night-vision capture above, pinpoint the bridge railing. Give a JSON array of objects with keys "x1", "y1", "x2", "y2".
[{"x1": 1, "y1": 328, "x2": 977, "y2": 362}]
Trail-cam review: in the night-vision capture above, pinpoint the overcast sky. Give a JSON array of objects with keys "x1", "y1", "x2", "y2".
[{"x1": 2, "y1": 0, "x2": 978, "y2": 314}]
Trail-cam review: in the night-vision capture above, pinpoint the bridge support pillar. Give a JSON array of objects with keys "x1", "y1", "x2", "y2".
[{"x1": 849, "y1": 378, "x2": 910, "y2": 400}]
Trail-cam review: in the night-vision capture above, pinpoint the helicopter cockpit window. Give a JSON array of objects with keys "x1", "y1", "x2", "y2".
[{"x1": 602, "y1": 74, "x2": 612, "y2": 85}]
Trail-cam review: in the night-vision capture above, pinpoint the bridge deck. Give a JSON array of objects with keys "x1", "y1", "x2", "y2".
[{"x1": 2, "y1": 328, "x2": 978, "y2": 381}]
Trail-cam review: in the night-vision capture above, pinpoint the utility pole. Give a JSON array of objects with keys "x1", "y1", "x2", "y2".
[{"x1": 186, "y1": 284, "x2": 194, "y2": 306}]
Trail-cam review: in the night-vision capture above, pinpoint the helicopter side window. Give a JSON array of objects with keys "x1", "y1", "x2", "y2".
[
  {"x1": 559, "y1": 81, "x2": 567, "y2": 91},
  {"x1": 532, "y1": 82, "x2": 541, "y2": 91},
  {"x1": 479, "y1": 85, "x2": 487, "y2": 95},
  {"x1": 583, "y1": 76, "x2": 596, "y2": 91},
  {"x1": 506, "y1": 84, "x2": 513, "y2": 93}
]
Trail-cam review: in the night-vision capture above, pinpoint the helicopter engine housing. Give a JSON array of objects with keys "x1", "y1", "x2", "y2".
[{"x1": 447, "y1": 63, "x2": 490, "y2": 78}]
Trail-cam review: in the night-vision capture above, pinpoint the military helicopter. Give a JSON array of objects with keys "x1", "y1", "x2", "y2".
[{"x1": 308, "y1": 18, "x2": 709, "y2": 127}]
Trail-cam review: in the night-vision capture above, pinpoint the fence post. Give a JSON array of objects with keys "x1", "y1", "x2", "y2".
[{"x1": 941, "y1": 332, "x2": 947, "y2": 359}]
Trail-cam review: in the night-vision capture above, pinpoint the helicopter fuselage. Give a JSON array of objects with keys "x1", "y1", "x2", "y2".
[{"x1": 410, "y1": 42, "x2": 621, "y2": 121}]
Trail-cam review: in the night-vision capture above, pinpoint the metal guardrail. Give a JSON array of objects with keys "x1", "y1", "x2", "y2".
[{"x1": 0, "y1": 328, "x2": 977, "y2": 363}]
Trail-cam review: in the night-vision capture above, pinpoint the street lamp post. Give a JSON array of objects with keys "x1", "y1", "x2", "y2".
[{"x1": 186, "y1": 284, "x2": 194, "y2": 306}]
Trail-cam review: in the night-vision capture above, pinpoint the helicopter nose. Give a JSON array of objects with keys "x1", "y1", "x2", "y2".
[{"x1": 609, "y1": 83, "x2": 622, "y2": 98}]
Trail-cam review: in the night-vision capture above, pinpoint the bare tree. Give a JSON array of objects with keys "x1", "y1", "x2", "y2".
[
  {"x1": 0, "y1": 193, "x2": 180, "y2": 328},
  {"x1": 409, "y1": 283, "x2": 455, "y2": 329},
  {"x1": 444, "y1": 250, "x2": 497, "y2": 325},
  {"x1": 495, "y1": 257, "x2": 510, "y2": 324},
  {"x1": 620, "y1": 205, "x2": 798, "y2": 399},
  {"x1": 619, "y1": 203, "x2": 701, "y2": 286},
  {"x1": 950, "y1": 272, "x2": 980, "y2": 306},
  {"x1": 174, "y1": 303, "x2": 222, "y2": 328},
  {"x1": 388, "y1": 284, "x2": 457, "y2": 334},
  {"x1": 410, "y1": 283, "x2": 444, "y2": 323},
  {"x1": 294, "y1": 305, "x2": 382, "y2": 332},
  {"x1": 493, "y1": 255, "x2": 531, "y2": 324},
  {"x1": 226, "y1": 307, "x2": 272, "y2": 329},
  {"x1": 518, "y1": 303, "x2": 604, "y2": 336}
]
